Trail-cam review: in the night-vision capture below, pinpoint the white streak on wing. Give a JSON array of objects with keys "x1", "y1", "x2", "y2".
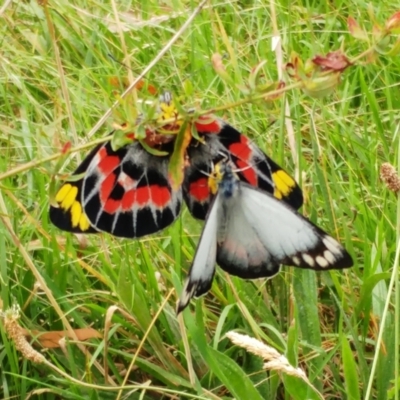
[
  {"x1": 316, "y1": 255, "x2": 329, "y2": 268},
  {"x1": 188, "y1": 194, "x2": 220, "y2": 284},
  {"x1": 240, "y1": 185, "x2": 319, "y2": 259},
  {"x1": 82, "y1": 152, "x2": 104, "y2": 207},
  {"x1": 324, "y1": 250, "x2": 336, "y2": 264},
  {"x1": 322, "y1": 236, "x2": 342, "y2": 255}
]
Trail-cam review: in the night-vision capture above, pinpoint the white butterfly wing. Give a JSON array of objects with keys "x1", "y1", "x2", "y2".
[
  {"x1": 177, "y1": 194, "x2": 220, "y2": 314},
  {"x1": 237, "y1": 183, "x2": 353, "y2": 271}
]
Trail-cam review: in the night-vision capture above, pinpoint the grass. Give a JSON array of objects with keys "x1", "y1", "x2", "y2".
[{"x1": 1, "y1": 1, "x2": 400, "y2": 399}]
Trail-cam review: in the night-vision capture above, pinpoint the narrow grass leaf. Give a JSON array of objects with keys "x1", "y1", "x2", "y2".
[
  {"x1": 283, "y1": 375, "x2": 323, "y2": 400},
  {"x1": 342, "y1": 335, "x2": 361, "y2": 400},
  {"x1": 206, "y1": 346, "x2": 264, "y2": 400}
]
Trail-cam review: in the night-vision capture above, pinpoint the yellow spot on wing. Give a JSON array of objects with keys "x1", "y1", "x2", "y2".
[
  {"x1": 70, "y1": 200, "x2": 91, "y2": 231},
  {"x1": 79, "y1": 213, "x2": 91, "y2": 231},
  {"x1": 272, "y1": 170, "x2": 295, "y2": 198},
  {"x1": 60, "y1": 185, "x2": 78, "y2": 210},
  {"x1": 55, "y1": 183, "x2": 72, "y2": 203},
  {"x1": 71, "y1": 201, "x2": 82, "y2": 228}
]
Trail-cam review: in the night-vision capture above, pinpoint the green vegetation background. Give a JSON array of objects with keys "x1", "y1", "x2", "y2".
[{"x1": 0, "y1": 1, "x2": 399, "y2": 399}]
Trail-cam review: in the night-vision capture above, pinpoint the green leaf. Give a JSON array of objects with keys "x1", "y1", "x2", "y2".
[
  {"x1": 286, "y1": 320, "x2": 298, "y2": 367},
  {"x1": 284, "y1": 375, "x2": 323, "y2": 400},
  {"x1": 342, "y1": 336, "x2": 361, "y2": 400},
  {"x1": 185, "y1": 310, "x2": 264, "y2": 400},
  {"x1": 110, "y1": 128, "x2": 136, "y2": 150},
  {"x1": 206, "y1": 346, "x2": 264, "y2": 400},
  {"x1": 139, "y1": 139, "x2": 169, "y2": 156},
  {"x1": 293, "y1": 270, "x2": 322, "y2": 348},
  {"x1": 387, "y1": 38, "x2": 400, "y2": 56},
  {"x1": 248, "y1": 60, "x2": 267, "y2": 91}
]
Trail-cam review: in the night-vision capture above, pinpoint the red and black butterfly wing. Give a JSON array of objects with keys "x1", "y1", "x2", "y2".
[
  {"x1": 50, "y1": 140, "x2": 182, "y2": 238},
  {"x1": 183, "y1": 120, "x2": 303, "y2": 220},
  {"x1": 81, "y1": 141, "x2": 182, "y2": 238},
  {"x1": 214, "y1": 123, "x2": 303, "y2": 210}
]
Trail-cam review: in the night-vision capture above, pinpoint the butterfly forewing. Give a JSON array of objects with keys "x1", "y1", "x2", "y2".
[{"x1": 81, "y1": 141, "x2": 182, "y2": 238}]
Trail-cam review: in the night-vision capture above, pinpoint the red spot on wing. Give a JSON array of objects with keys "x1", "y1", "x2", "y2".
[
  {"x1": 102, "y1": 184, "x2": 171, "y2": 213},
  {"x1": 121, "y1": 190, "x2": 135, "y2": 210},
  {"x1": 229, "y1": 135, "x2": 252, "y2": 161},
  {"x1": 150, "y1": 185, "x2": 171, "y2": 207},
  {"x1": 194, "y1": 115, "x2": 222, "y2": 134},
  {"x1": 189, "y1": 177, "x2": 210, "y2": 202},
  {"x1": 135, "y1": 186, "x2": 151, "y2": 206},
  {"x1": 100, "y1": 174, "x2": 117, "y2": 204},
  {"x1": 236, "y1": 159, "x2": 257, "y2": 186},
  {"x1": 104, "y1": 198, "x2": 120, "y2": 214},
  {"x1": 98, "y1": 148, "x2": 121, "y2": 175}
]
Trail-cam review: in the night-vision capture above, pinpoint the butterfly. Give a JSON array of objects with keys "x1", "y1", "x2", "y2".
[
  {"x1": 177, "y1": 160, "x2": 353, "y2": 314},
  {"x1": 50, "y1": 92, "x2": 303, "y2": 238}
]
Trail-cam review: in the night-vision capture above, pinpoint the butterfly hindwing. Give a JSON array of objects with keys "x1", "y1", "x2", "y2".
[
  {"x1": 81, "y1": 141, "x2": 182, "y2": 238},
  {"x1": 183, "y1": 134, "x2": 225, "y2": 220}
]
